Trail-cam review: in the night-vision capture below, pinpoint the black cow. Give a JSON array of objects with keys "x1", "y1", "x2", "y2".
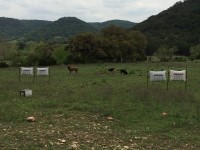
[
  {"x1": 120, "y1": 69, "x2": 128, "y2": 75},
  {"x1": 108, "y1": 67, "x2": 115, "y2": 73}
]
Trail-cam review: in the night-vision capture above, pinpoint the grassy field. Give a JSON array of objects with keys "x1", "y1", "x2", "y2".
[{"x1": 0, "y1": 62, "x2": 199, "y2": 149}]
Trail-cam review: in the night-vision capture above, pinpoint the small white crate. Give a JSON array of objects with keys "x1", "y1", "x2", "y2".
[{"x1": 20, "y1": 89, "x2": 32, "y2": 97}]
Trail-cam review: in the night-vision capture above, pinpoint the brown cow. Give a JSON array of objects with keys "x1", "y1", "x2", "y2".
[{"x1": 67, "y1": 65, "x2": 78, "y2": 74}]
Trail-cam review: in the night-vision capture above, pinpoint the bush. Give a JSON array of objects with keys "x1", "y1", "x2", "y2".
[
  {"x1": 38, "y1": 57, "x2": 57, "y2": 66},
  {"x1": 0, "y1": 62, "x2": 9, "y2": 68},
  {"x1": 174, "y1": 56, "x2": 187, "y2": 62},
  {"x1": 160, "y1": 57, "x2": 169, "y2": 62}
]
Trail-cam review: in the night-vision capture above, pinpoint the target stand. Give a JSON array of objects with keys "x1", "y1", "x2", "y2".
[
  {"x1": 36, "y1": 67, "x2": 50, "y2": 82},
  {"x1": 147, "y1": 70, "x2": 168, "y2": 89},
  {"x1": 19, "y1": 67, "x2": 35, "y2": 83},
  {"x1": 169, "y1": 69, "x2": 187, "y2": 91}
]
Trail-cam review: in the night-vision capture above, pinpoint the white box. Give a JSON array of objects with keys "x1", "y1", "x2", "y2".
[{"x1": 20, "y1": 89, "x2": 32, "y2": 97}]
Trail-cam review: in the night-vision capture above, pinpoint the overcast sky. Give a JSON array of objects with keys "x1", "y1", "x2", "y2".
[{"x1": 0, "y1": 0, "x2": 182, "y2": 23}]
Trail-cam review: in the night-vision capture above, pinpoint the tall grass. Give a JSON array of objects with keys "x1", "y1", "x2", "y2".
[{"x1": 0, "y1": 63, "x2": 199, "y2": 148}]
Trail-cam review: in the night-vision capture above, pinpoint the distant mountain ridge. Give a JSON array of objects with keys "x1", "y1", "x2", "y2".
[
  {"x1": 90, "y1": 20, "x2": 136, "y2": 30},
  {"x1": 0, "y1": 17, "x2": 136, "y2": 41},
  {"x1": 0, "y1": 17, "x2": 51, "y2": 40},
  {"x1": 26, "y1": 17, "x2": 97, "y2": 41}
]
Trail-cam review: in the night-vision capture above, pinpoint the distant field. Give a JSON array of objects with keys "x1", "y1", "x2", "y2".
[{"x1": 0, "y1": 62, "x2": 199, "y2": 149}]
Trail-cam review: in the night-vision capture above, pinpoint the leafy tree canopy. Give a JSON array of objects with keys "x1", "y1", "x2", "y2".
[{"x1": 68, "y1": 26, "x2": 147, "y2": 63}]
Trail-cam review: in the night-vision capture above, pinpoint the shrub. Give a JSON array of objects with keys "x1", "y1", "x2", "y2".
[
  {"x1": 174, "y1": 56, "x2": 187, "y2": 62},
  {"x1": 0, "y1": 62, "x2": 9, "y2": 68}
]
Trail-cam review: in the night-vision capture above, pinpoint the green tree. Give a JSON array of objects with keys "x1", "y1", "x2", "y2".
[
  {"x1": 67, "y1": 26, "x2": 147, "y2": 63},
  {"x1": 16, "y1": 40, "x2": 26, "y2": 50},
  {"x1": 190, "y1": 44, "x2": 200, "y2": 59},
  {"x1": 155, "y1": 45, "x2": 177, "y2": 61},
  {"x1": 0, "y1": 39, "x2": 8, "y2": 61},
  {"x1": 101, "y1": 25, "x2": 127, "y2": 61},
  {"x1": 53, "y1": 45, "x2": 68, "y2": 64},
  {"x1": 68, "y1": 32, "x2": 97, "y2": 63},
  {"x1": 102, "y1": 26, "x2": 147, "y2": 62},
  {"x1": 28, "y1": 43, "x2": 56, "y2": 66},
  {"x1": 127, "y1": 31, "x2": 147, "y2": 61},
  {"x1": 26, "y1": 41, "x2": 38, "y2": 52}
]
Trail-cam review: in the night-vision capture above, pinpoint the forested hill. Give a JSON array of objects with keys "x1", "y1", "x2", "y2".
[
  {"x1": 0, "y1": 17, "x2": 50, "y2": 40},
  {"x1": 90, "y1": 20, "x2": 136, "y2": 30},
  {"x1": 21, "y1": 20, "x2": 51, "y2": 31},
  {"x1": 132, "y1": 0, "x2": 200, "y2": 55},
  {"x1": 0, "y1": 17, "x2": 136, "y2": 41},
  {"x1": 25, "y1": 17, "x2": 98, "y2": 41}
]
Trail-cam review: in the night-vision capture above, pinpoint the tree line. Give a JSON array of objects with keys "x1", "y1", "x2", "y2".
[
  {"x1": 1, "y1": 25, "x2": 200, "y2": 67},
  {"x1": 0, "y1": 26, "x2": 147, "y2": 66},
  {"x1": 67, "y1": 25, "x2": 146, "y2": 63}
]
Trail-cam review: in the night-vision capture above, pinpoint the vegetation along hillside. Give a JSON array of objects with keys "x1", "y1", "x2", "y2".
[
  {"x1": 0, "y1": 17, "x2": 136, "y2": 42},
  {"x1": 90, "y1": 19, "x2": 136, "y2": 30},
  {"x1": 0, "y1": 17, "x2": 50, "y2": 40},
  {"x1": 25, "y1": 17, "x2": 98, "y2": 41},
  {"x1": 133, "y1": 0, "x2": 200, "y2": 56}
]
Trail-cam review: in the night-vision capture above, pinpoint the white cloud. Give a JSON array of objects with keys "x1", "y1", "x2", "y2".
[{"x1": 0, "y1": 0, "x2": 182, "y2": 22}]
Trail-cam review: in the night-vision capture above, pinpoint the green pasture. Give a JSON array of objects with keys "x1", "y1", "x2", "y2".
[{"x1": 0, "y1": 62, "x2": 199, "y2": 149}]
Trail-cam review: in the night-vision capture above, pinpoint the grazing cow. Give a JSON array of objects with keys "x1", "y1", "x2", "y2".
[
  {"x1": 120, "y1": 69, "x2": 128, "y2": 75},
  {"x1": 67, "y1": 65, "x2": 78, "y2": 74},
  {"x1": 108, "y1": 67, "x2": 115, "y2": 73}
]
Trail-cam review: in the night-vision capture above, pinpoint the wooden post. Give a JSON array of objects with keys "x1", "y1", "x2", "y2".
[
  {"x1": 185, "y1": 67, "x2": 187, "y2": 91},
  {"x1": 19, "y1": 67, "x2": 21, "y2": 83},
  {"x1": 48, "y1": 67, "x2": 50, "y2": 83},
  {"x1": 33, "y1": 67, "x2": 35, "y2": 83},
  {"x1": 147, "y1": 70, "x2": 149, "y2": 88},
  {"x1": 167, "y1": 67, "x2": 169, "y2": 90}
]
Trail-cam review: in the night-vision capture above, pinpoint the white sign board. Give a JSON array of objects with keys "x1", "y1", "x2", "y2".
[
  {"x1": 149, "y1": 71, "x2": 167, "y2": 81},
  {"x1": 170, "y1": 70, "x2": 186, "y2": 81},
  {"x1": 21, "y1": 67, "x2": 34, "y2": 75},
  {"x1": 37, "y1": 67, "x2": 49, "y2": 76}
]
